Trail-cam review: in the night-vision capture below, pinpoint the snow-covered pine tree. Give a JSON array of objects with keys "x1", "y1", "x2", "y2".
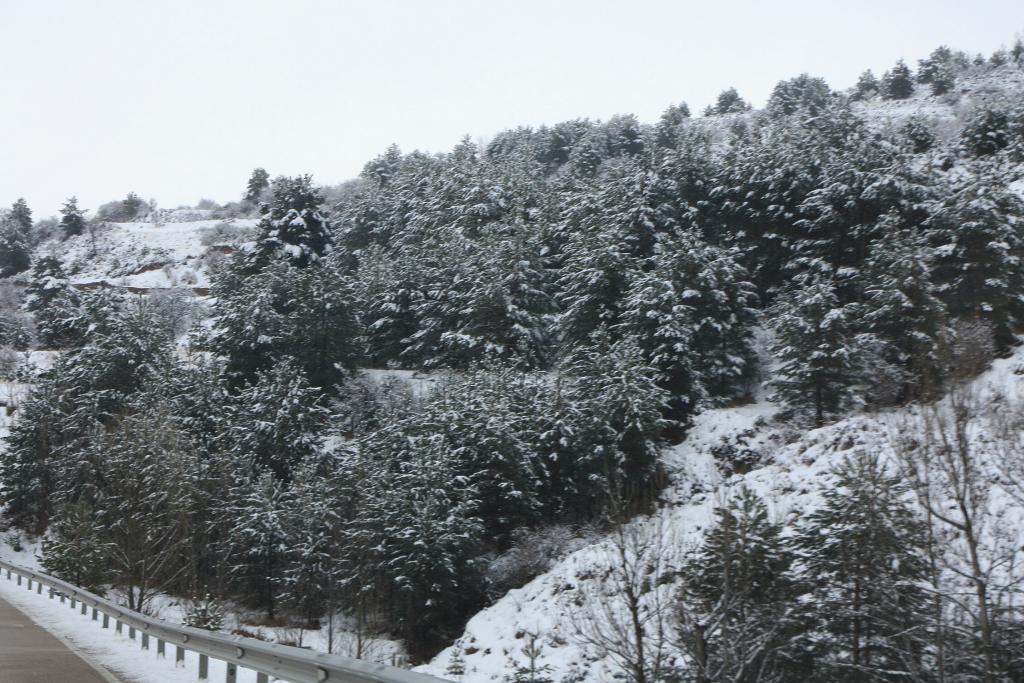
[
  {"x1": 563, "y1": 331, "x2": 669, "y2": 512},
  {"x1": 766, "y1": 74, "x2": 833, "y2": 117},
  {"x1": 852, "y1": 70, "x2": 879, "y2": 100},
  {"x1": 183, "y1": 594, "x2": 225, "y2": 631},
  {"x1": 676, "y1": 487, "x2": 811, "y2": 682},
  {"x1": 23, "y1": 256, "x2": 83, "y2": 349},
  {"x1": 218, "y1": 471, "x2": 291, "y2": 620},
  {"x1": 281, "y1": 453, "x2": 348, "y2": 631},
  {"x1": 209, "y1": 251, "x2": 359, "y2": 390},
  {"x1": 767, "y1": 279, "x2": 865, "y2": 426},
  {"x1": 654, "y1": 101, "x2": 691, "y2": 148},
  {"x1": 215, "y1": 361, "x2": 327, "y2": 482},
  {"x1": 880, "y1": 60, "x2": 915, "y2": 100},
  {"x1": 0, "y1": 210, "x2": 31, "y2": 277},
  {"x1": 795, "y1": 451, "x2": 931, "y2": 680},
  {"x1": 248, "y1": 175, "x2": 332, "y2": 269},
  {"x1": 927, "y1": 177, "x2": 1024, "y2": 350},
  {"x1": 420, "y1": 367, "x2": 540, "y2": 543},
  {"x1": 59, "y1": 196, "x2": 86, "y2": 238},
  {"x1": 355, "y1": 430, "x2": 486, "y2": 658},
  {"x1": 10, "y1": 197, "x2": 32, "y2": 233},
  {"x1": 244, "y1": 167, "x2": 270, "y2": 203},
  {"x1": 704, "y1": 87, "x2": 751, "y2": 115},
  {"x1": 861, "y1": 222, "x2": 949, "y2": 401}
]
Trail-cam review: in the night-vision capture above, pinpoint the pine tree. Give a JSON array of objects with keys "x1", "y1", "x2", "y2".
[
  {"x1": 766, "y1": 74, "x2": 832, "y2": 117},
  {"x1": 961, "y1": 108, "x2": 1010, "y2": 157},
  {"x1": 767, "y1": 279, "x2": 865, "y2": 426},
  {"x1": 880, "y1": 60, "x2": 915, "y2": 100},
  {"x1": 677, "y1": 488, "x2": 810, "y2": 683},
  {"x1": 10, "y1": 197, "x2": 32, "y2": 233},
  {"x1": 59, "y1": 196, "x2": 87, "y2": 238},
  {"x1": 215, "y1": 361, "x2": 328, "y2": 482},
  {"x1": 248, "y1": 175, "x2": 332, "y2": 269},
  {"x1": 0, "y1": 211, "x2": 31, "y2": 277},
  {"x1": 355, "y1": 431, "x2": 486, "y2": 658},
  {"x1": 183, "y1": 594, "x2": 225, "y2": 631},
  {"x1": 796, "y1": 451, "x2": 931, "y2": 681},
  {"x1": 219, "y1": 471, "x2": 291, "y2": 620},
  {"x1": 927, "y1": 178, "x2": 1024, "y2": 350},
  {"x1": 23, "y1": 256, "x2": 83, "y2": 349},
  {"x1": 244, "y1": 167, "x2": 270, "y2": 202},
  {"x1": 852, "y1": 70, "x2": 879, "y2": 100},
  {"x1": 704, "y1": 88, "x2": 751, "y2": 115},
  {"x1": 861, "y1": 223, "x2": 948, "y2": 401},
  {"x1": 209, "y1": 252, "x2": 359, "y2": 390},
  {"x1": 655, "y1": 101, "x2": 691, "y2": 148},
  {"x1": 563, "y1": 332, "x2": 668, "y2": 510}
]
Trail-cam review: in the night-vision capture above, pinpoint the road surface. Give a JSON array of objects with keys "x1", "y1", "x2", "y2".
[{"x1": 0, "y1": 594, "x2": 121, "y2": 682}]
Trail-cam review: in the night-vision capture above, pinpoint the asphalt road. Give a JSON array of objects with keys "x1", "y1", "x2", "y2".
[{"x1": 0, "y1": 594, "x2": 121, "y2": 682}]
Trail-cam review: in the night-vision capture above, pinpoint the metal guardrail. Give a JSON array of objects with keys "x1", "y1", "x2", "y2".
[{"x1": 0, "y1": 557, "x2": 449, "y2": 683}]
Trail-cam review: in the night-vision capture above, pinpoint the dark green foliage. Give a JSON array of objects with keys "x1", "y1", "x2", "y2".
[
  {"x1": 766, "y1": 74, "x2": 832, "y2": 117},
  {"x1": 655, "y1": 101, "x2": 691, "y2": 147},
  {"x1": 59, "y1": 196, "x2": 86, "y2": 238},
  {"x1": 0, "y1": 290, "x2": 171, "y2": 530},
  {"x1": 961, "y1": 107, "x2": 1010, "y2": 156},
  {"x1": 861, "y1": 225, "x2": 949, "y2": 401},
  {"x1": 852, "y1": 70, "x2": 878, "y2": 100},
  {"x1": 704, "y1": 87, "x2": 751, "y2": 116},
  {"x1": 767, "y1": 280, "x2": 865, "y2": 426},
  {"x1": 927, "y1": 178, "x2": 1024, "y2": 350},
  {"x1": 209, "y1": 253, "x2": 359, "y2": 390},
  {"x1": 881, "y1": 60, "x2": 915, "y2": 100},
  {"x1": 0, "y1": 213, "x2": 31, "y2": 277},
  {"x1": 796, "y1": 452, "x2": 931, "y2": 681},
  {"x1": 917, "y1": 46, "x2": 967, "y2": 88},
  {"x1": 901, "y1": 117, "x2": 937, "y2": 153},
  {"x1": 249, "y1": 175, "x2": 332, "y2": 269},
  {"x1": 677, "y1": 488, "x2": 810, "y2": 682},
  {"x1": 355, "y1": 429, "x2": 486, "y2": 658},
  {"x1": 23, "y1": 256, "x2": 83, "y2": 349},
  {"x1": 39, "y1": 501, "x2": 109, "y2": 591},
  {"x1": 244, "y1": 167, "x2": 270, "y2": 202},
  {"x1": 10, "y1": 198, "x2": 32, "y2": 233}
]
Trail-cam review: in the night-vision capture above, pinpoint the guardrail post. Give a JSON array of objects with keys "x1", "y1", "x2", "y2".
[
  {"x1": 225, "y1": 663, "x2": 237, "y2": 682},
  {"x1": 5, "y1": 569, "x2": 10, "y2": 579},
  {"x1": 103, "y1": 613, "x2": 110, "y2": 628},
  {"x1": 26, "y1": 577, "x2": 31, "y2": 590},
  {"x1": 59, "y1": 592, "x2": 65, "y2": 604},
  {"x1": 16, "y1": 573, "x2": 21, "y2": 586},
  {"x1": 36, "y1": 581, "x2": 42, "y2": 594},
  {"x1": 116, "y1": 619, "x2": 123, "y2": 634},
  {"x1": 81, "y1": 602, "x2": 87, "y2": 615},
  {"x1": 157, "y1": 638, "x2": 165, "y2": 658},
  {"x1": 92, "y1": 607, "x2": 98, "y2": 620},
  {"x1": 198, "y1": 653, "x2": 209, "y2": 680},
  {"x1": 256, "y1": 673, "x2": 269, "y2": 683},
  {"x1": 141, "y1": 632, "x2": 149, "y2": 650},
  {"x1": 129, "y1": 625, "x2": 136, "y2": 640},
  {"x1": 70, "y1": 596, "x2": 76, "y2": 609},
  {"x1": 176, "y1": 645, "x2": 185, "y2": 667}
]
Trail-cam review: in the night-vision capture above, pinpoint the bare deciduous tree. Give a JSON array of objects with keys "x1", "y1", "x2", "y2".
[
  {"x1": 572, "y1": 516, "x2": 675, "y2": 683},
  {"x1": 891, "y1": 386, "x2": 1024, "y2": 682}
]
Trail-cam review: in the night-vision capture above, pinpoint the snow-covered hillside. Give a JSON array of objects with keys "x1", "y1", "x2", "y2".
[
  {"x1": 39, "y1": 218, "x2": 257, "y2": 291},
  {"x1": 419, "y1": 348, "x2": 1024, "y2": 681}
]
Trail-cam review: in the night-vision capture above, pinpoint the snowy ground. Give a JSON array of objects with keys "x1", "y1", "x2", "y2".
[{"x1": 44, "y1": 218, "x2": 257, "y2": 291}]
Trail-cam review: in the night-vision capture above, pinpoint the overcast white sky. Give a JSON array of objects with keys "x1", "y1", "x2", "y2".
[{"x1": 2, "y1": 0, "x2": 1022, "y2": 218}]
